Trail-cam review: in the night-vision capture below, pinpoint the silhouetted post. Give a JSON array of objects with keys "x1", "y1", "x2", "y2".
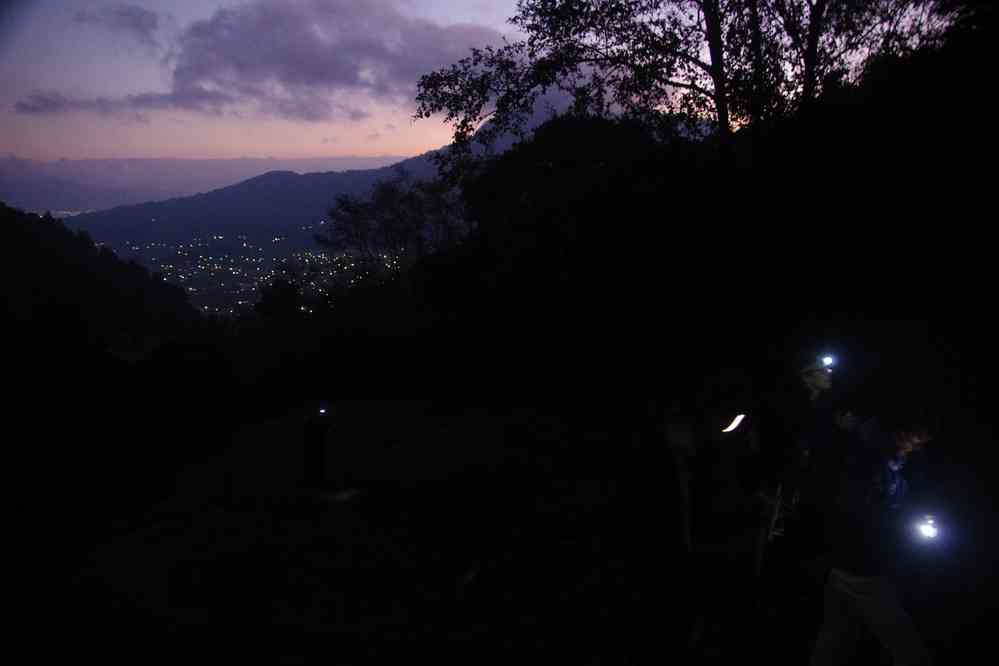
[{"x1": 304, "y1": 404, "x2": 331, "y2": 488}]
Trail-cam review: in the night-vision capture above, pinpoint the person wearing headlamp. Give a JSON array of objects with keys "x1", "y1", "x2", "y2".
[
  {"x1": 807, "y1": 407, "x2": 934, "y2": 666},
  {"x1": 781, "y1": 353, "x2": 841, "y2": 567}
]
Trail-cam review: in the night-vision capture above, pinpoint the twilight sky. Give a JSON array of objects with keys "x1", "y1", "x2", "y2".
[{"x1": 0, "y1": 0, "x2": 520, "y2": 160}]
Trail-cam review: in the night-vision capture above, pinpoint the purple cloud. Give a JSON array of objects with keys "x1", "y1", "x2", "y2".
[
  {"x1": 20, "y1": 0, "x2": 505, "y2": 123},
  {"x1": 74, "y1": 4, "x2": 162, "y2": 52},
  {"x1": 15, "y1": 88, "x2": 235, "y2": 115}
]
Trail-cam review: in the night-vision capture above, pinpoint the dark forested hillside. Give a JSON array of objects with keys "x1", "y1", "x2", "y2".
[
  {"x1": 4, "y1": 203, "x2": 241, "y2": 553},
  {"x1": 4, "y1": 203, "x2": 199, "y2": 349}
]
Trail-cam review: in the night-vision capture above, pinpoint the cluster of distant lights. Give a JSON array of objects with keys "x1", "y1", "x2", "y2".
[
  {"x1": 118, "y1": 235, "x2": 287, "y2": 314},
  {"x1": 112, "y1": 222, "x2": 409, "y2": 317}
]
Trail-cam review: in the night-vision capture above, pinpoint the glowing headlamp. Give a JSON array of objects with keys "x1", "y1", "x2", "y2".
[{"x1": 915, "y1": 515, "x2": 939, "y2": 540}]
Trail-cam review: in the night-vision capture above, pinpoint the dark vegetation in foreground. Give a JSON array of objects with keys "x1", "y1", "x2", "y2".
[{"x1": 4, "y1": 11, "x2": 996, "y2": 662}]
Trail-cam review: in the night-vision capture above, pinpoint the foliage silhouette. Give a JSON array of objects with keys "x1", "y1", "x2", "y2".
[{"x1": 414, "y1": 0, "x2": 953, "y2": 181}]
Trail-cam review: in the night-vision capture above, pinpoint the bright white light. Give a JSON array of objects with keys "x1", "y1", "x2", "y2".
[
  {"x1": 917, "y1": 516, "x2": 939, "y2": 539},
  {"x1": 319, "y1": 408, "x2": 326, "y2": 415},
  {"x1": 822, "y1": 356, "x2": 835, "y2": 367},
  {"x1": 722, "y1": 414, "x2": 746, "y2": 433}
]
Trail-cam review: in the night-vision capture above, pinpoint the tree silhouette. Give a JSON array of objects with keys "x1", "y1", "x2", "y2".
[
  {"x1": 314, "y1": 167, "x2": 469, "y2": 278},
  {"x1": 3, "y1": 202, "x2": 199, "y2": 354},
  {"x1": 415, "y1": 0, "x2": 953, "y2": 178},
  {"x1": 254, "y1": 278, "x2": 304, "y2": 321}
]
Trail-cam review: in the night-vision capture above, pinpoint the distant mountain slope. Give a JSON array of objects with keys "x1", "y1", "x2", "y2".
[
  {"x1": 68, "y1": 152, "x2": 438, "y2": 248},
  {"x1": 63, "y1": 92, "x2": 645, "y2": 252},
  {"x1": 0, "y1": 155, "x2": 410, "y2": 213}
]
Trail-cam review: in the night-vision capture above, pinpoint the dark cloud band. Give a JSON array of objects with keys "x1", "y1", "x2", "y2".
[{"x1": 19, "y1": 0, "x2": 504, "y2": 123}]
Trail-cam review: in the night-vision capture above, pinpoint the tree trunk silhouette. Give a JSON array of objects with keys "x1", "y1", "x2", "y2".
[
  {"x1": 802, "y1": 0, "x2": 830, "y2": 107},
  {"x1": 748, "y1": 0, "x2": 766, "y2": 123},
  {"x1": 703, "y1": 0, "x2": 732, "y2": 138}
]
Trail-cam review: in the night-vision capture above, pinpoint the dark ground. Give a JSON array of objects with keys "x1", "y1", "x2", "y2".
[{"x1": 25, "y1": 400, "x2": 987, "y2": 664}]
